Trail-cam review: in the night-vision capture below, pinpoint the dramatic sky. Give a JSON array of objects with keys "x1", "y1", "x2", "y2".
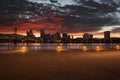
[{"x1": 0, "y1": 0, "x2": 120, "y2": 38}]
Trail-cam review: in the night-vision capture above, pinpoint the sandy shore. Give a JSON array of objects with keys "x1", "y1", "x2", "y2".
[{"x1": 0, "y1": 49, "x2": 120, "y2": 80}]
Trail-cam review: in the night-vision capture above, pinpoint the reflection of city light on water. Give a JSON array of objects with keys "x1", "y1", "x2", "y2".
[
  {"x1": 95, "y1": 46, "x2": 101, "y2": 51},
  {"x1": 116, "y1": 45, "x2": 120, "y2": 50},
  {"x1": 82, "y1": 45, "x2": 101, "y2": 51},
  {"x1": 82, "y1": 46, "x2": 88, "y2": 51},
  {"x1": 56, "y1": 46, "x2": 64, "y2": 52},
  {"x1": 22, "y1": 47, "x2": 26, "y2": 50},
  {"x1": 20, "y1": 46, "x2": 28, "y2": 53}
]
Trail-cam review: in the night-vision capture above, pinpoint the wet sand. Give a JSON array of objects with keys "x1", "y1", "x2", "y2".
[{"x1": 0, "y1": 50, "x2": 120, "y2": 80}]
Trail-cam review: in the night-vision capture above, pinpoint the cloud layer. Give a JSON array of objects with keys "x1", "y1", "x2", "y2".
[{"x1": 0, "y1": 0, "x2": 120, "y2": 36}]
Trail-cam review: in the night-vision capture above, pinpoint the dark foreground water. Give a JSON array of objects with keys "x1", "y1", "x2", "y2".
[
  {"x1": 0, "y1": 43, "x2": 119, "y2": 51},
  {"x1": 0, "y1": 50, "x2": 120, "y2": 80}
]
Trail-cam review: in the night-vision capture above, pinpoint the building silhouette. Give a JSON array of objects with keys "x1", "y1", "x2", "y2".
[
  {"x1": 40, "y1": 29, "x2": 45, "y2": 38},
  {"x1": 62, "y1": 33, "x2": 68, "y2": 39},
  {"x1": 51, "y1": 32, "x2": 61, "y2": 43},
  {"x1": 45, "y1": 34, "x2": 51, "y2": 42},
  {"x1": 104, "y1": 31, "x2": 110, "y2": 43},
  {"x1": 62, "y1": 33, "x2": 68, "y2": 43},
  {"x1": 26, "y1": 29, "x2": 35, "y2": 38},
  {"x1": 83, "y1": 33, "x2": 93, "y2": 42}
]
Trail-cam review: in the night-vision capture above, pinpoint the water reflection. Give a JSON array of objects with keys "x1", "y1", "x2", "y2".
[
  {"x1": 20, "y1": 46, "x2": 27, "y2": 53},
  {"x1": 0, "y1": 43, "x2": 120, "y2": 51},
  {"x1": 95, "y1": 46, "x2": 101, "y2": 52},
  {"x1": 116, "y1": 45, "x2": 120, "y2": 50},
  {"x1": 82, "y1": 46, "x2": 88, "y2": 51},
  {"x1": 56, "y1": 45, "x2": 64, "y2": 52}
]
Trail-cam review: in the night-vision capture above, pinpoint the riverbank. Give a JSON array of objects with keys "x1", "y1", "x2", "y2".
[{"x1": 0, "y1": 50, "x2": 120, "y2": 80}]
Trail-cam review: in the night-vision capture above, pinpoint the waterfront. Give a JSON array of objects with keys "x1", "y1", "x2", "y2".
[{"x1": 0, "y1": 43, "x2": 120, "y2": 51}]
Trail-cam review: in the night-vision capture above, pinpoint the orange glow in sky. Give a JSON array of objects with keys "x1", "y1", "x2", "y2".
[{"x1": 0, "y1": 22, "x2": 120, "y2": 38}]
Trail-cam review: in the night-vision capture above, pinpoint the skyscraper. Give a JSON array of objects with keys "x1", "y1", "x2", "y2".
[
  {"x1": 104, "y1": 31, "x2": 110, "y2": 43},
  {"x1": 40, "y1": 29, "x2": 45, "y2": 39}
]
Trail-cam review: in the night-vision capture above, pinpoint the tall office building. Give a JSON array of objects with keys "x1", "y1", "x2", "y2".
[
  {"x1": 104, "y1": 31, "x2": 110, "y2": 43},
  {"x1": 40, "y1": 29, "x2": 45, "y2": 39}
]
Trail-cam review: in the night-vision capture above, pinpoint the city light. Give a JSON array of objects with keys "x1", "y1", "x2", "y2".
[{"x1": 82, "y1": 46, "x2": 88, "y2": 51}]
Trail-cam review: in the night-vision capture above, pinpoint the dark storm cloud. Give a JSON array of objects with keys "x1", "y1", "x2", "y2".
[
  {"x1": 61, "y1": 0, "x2": 120, "y2": 32},
  {"x1": 0, "y1": 0, "x2": 120, "y2": 33}
]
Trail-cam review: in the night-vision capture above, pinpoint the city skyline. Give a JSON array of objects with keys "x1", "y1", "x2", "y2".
[
  {"x1": 0, "y1": 26, "x2": 120, "y2": 38},
  {"x1": 0, "y1": 0, "x2": 120, "y2": 38}
]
